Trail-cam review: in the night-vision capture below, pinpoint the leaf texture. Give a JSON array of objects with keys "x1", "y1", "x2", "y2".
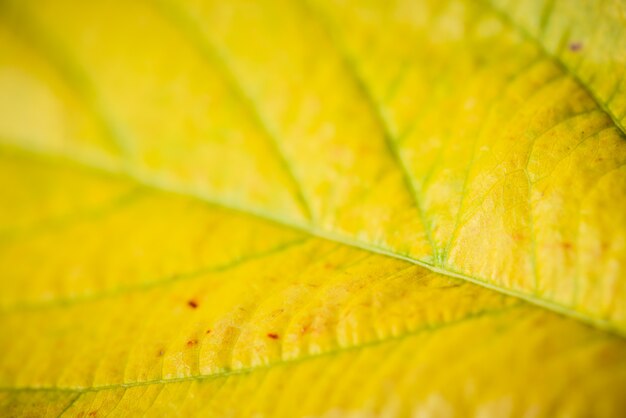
[
  {"x1": 0, "y1": 150, "x2": 625, "y2": 417},
  {"x1": 0, "y1": 0, "x2": 625, "y2": 416}
]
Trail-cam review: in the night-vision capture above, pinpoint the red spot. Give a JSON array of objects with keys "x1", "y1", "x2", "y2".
[
  {"x1": 569, "y1": 42, "x2": 583, "y2": 52},
  {"x1": 187, "y1": 339, "x2": 199, "y2": 347},
  {"x1": 187, "y1": 299, "x2": 198, "y2": 309},
  {"x1": 267, "y1": 333, "x2": 279, "y2": 340}
]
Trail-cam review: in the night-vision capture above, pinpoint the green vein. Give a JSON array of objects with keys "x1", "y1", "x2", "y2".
[
  {"x1": 538, "y1": 0, "x2": 556, "y2": 35},
  {"x1": 152, "y1": 0, "x2": 315, "y2": 223},
  {"x1": 440, "y1": 57, "x2": 554, "y2": 263},
  {"x1": 0, "y1": 188, "x2": 142, "y2": 242},
  {"x1": 55, "y1": 393, "x2": 81, "y2": 418},
  {"x1": 0, "y1": 1, "x2": 624, "y2": 338},
  {"x1": 0, "y1": 235, "x2": 309, "y2": 314},
  {"x1": 0, "y1": 303, "x2": 524, "y2": 395},
  {"x1": 484, "y1": 0, "x2": 626, "y2": 138},
  {"x1": 0, "y1": 139, "x2": 622, "y2": 338},
  {"x1": 301, "y1": 0, "x2": 439, "y2": 263}
]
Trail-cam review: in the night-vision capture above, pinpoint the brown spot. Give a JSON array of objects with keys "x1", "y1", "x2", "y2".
[
  {"x1": 88, "y1": 412, "x2": 97, "y2": 417},
  {"x1": 569, "y1": 42, "x2": 583, "y2": 52},
  {"x1": 267, "y1": 333, "x2": 279, "y2": 340},
  {"x1": 157, "y1": 349, "x2": 165, "y2": 357},
  {"x1": 187, "y1": 299, "x2": 198, "y2": 309},
  {"x1": 561, "y1": 242, "x2": 573, "y2": 250},
  {"x1": 206, "y1": 329, "x2": 212, "y2": 334},
  {"x1": 187, "y1": 339, "x2": 199, "y2": 347},
  {"x1": 512, "y1": 233, "x2": 525, "y2": 241}
]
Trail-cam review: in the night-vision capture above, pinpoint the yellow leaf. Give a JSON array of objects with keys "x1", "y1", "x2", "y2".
[{"x1": 0, "y1": 0, "x2": 625, "y2": 416}]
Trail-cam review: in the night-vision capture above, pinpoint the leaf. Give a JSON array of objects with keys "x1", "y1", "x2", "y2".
[
  {"x1": 0, "y1": 0, "x2": 624, "y2": 416},
  {"x1": 1, "y1": 150, "x2": 626, "y2": 416}
]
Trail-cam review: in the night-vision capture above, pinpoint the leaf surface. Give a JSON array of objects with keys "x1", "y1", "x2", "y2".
[
  {"x1": 0, "y1": 0, "x2": 625, "y2": 416},
  {"x1": 1, "y1": 150, "x2": 625, "y2": 416}
]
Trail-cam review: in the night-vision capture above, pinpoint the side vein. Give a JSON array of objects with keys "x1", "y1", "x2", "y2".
[
  {"x1": 153, "y1": 0, "x2": 315, "y2": 223},
  {"x1": 0, "y1": 139, "x2": 622, "y2": 337},
  {"x1": 300, "y1": 0, "x2": 439, "y2": 262},
  {"x1": 484, "y1": 0, "x2": 626, "y2": 138},
  {"x1": 0, "y1": 303, "x2": 523, "y2": 395}
]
